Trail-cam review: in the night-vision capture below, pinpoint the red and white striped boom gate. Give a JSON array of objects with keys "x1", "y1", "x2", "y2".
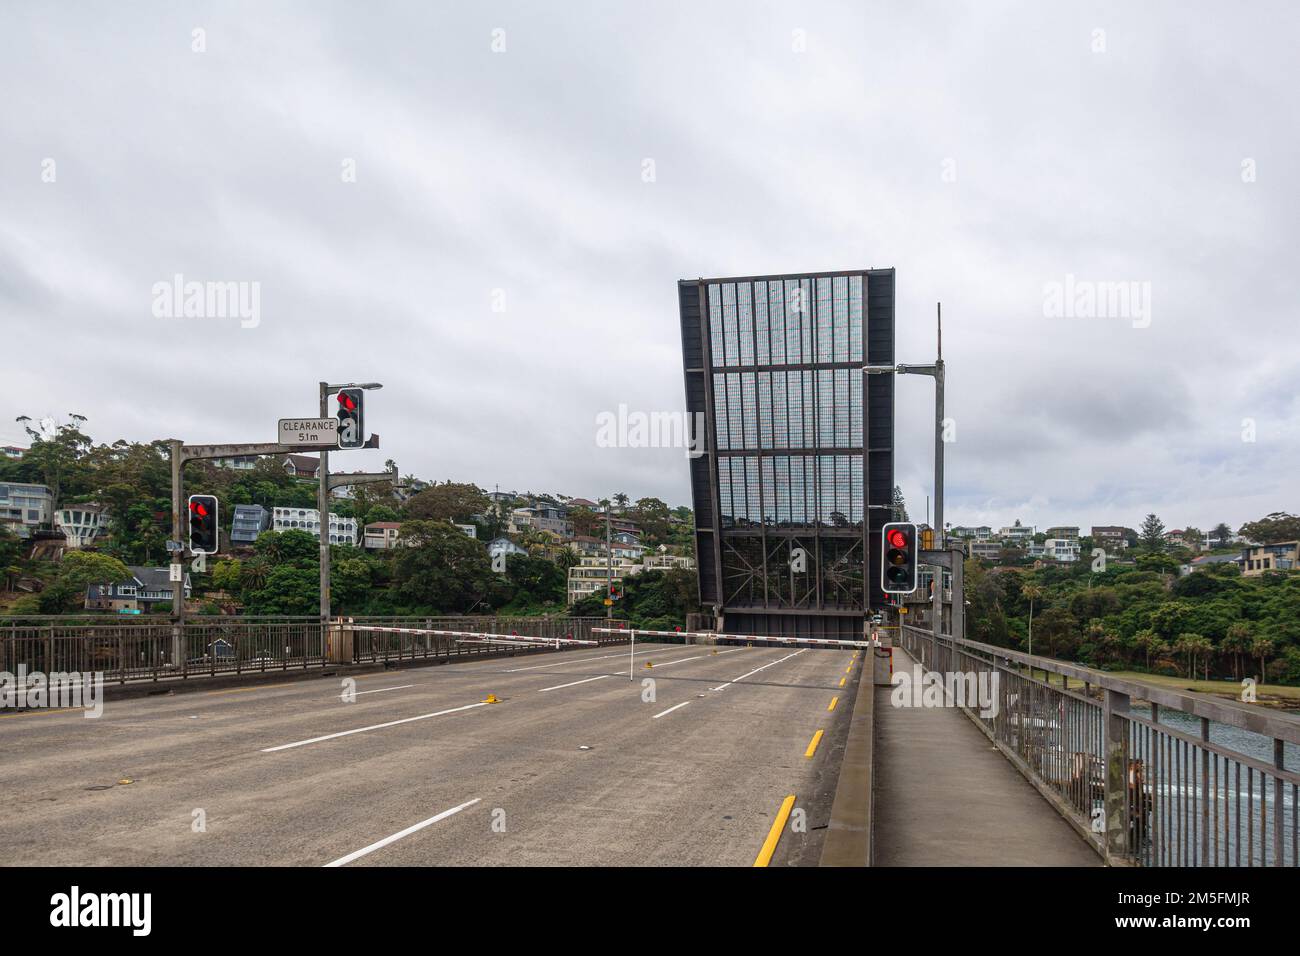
[
  {"x1": 591, "y1": 627, "x2": 872, "y2": 649},
  {"x1": 345, "y1": 624, "x2": 597, "y2": 646}
]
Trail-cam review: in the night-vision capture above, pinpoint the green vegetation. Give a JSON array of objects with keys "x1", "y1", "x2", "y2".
[
  {"x1": 965, "y1": 552, "x2": 1300, "y2": 685},
  {"x1": 569, "y1": 568, "x2": 700, "y2": 631},
  {"x1": 0, "y1": 418, "x2": 694, "y2": 619}
]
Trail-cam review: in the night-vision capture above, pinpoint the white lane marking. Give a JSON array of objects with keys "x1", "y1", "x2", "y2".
[
  {"x1": 538, "y1": 674, "x2": 612, "y2": 693},
  {"x1": 261, "y1": 702, "x2": 488, "y2": 752},
  {"x1": 324, "y1": 798, "x2": 481, "y2": 867},
  {"x1": 711, "y1": 650, "x2": 806, "y2": 692},
  {"x1": 652, "y1": 701, "x2": 691, "y2": 719},
  {"x1": 504, "y1": 645, "x2": 683, "y2": 672},
  {"x1": 343, "y1": 684, "x2": 415, "y2": 698},
  {"x1": 633, "y1": 655, "x2": 705, "y2": 670}
]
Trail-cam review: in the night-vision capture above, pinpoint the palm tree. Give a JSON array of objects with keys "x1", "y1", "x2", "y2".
[
  {"x1": 1174, "y1": 633, "x2": 1212, "y2": 680},
  {"x1": 1134, "y1": 629, "x2": 1163, "y2": 670},
  {"x1": 613, "y1": 492, "x2": 630, "y2": 513},
  {"x1": 1251, "y1": 636, "x2": 1275, "y2": 683},
  {"x1": 241, "y1": 558, "x2": 269, "y2": 593},
  {"x1": 1020, "y1": 583, "x2": 1043, "y2": 656},
  {"x1": 1192, "y1": 634, "x2": 1214, "y2": 680},
  {"x1": 1222, "y1": 623, "x2": 1252, "y2": 680}
]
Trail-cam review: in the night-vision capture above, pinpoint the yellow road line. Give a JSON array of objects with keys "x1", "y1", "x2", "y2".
[
  {"x1": 827, "y1": 696, "x2": 838, "y2": 712},
  {"x1": 0, "y1": 707, "x2": 77, "y2": 720},
  {"x1": 804, "y1": 729, "x2": 824, "y2": 758},
  {"x1": 753, "y1": 794, "x2": 796, "y2": 867}
]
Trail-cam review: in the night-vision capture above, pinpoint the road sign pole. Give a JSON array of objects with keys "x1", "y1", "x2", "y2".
[
  {"x1": 169, "y1": 438, "x2": 185, "y2": 667},
  {"x1": 318, "y1": 381, "x2": 331, "y2": 644},
  {"x1": 628, "y1": 627, "x2": 635, "y2": 680}
]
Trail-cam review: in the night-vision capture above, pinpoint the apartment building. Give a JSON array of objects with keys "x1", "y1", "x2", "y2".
[
  {"x1": 230, "y1": 504, "x2": 269, "y2": 546},
  {"x1": 998, "y1": 523, "x2": 1036, "y2": 544},
  {"x1": 271, "y1": 507, "x2": 357, "y2": 545},
  {"x1": 950, "y1": 525, "x2": 993, "y2": 541},
  {"x1": 967, "y1": 540, "x2": 1002, "y2": 561},
  {"x1": 566, "y1": 555, "x2": 641, "y2": 604},
  {"x1": 54, "y1": 503, "x2": 110, "y2": 549},
  {"x1": 0, "y1": 481, "x2": 53, "y2": 538},
  {"x1": 1243, "y1": 542, "x2": 1298, "y2": 576},
  {"x1": 1090, "y1": 526, "x2": 1131, "y2": 551},
  {"x1": 363, "y1": 521, "x2": 404, "y2": 550},
  {"x1": 1045, "y1": 526, "x2": 1080, "y2": 542}
]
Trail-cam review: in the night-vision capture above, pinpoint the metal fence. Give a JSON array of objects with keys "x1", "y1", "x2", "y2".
[
  {"x1": 898, "y1": 624, "x2": 1300, "y2": 867},
  {"x1": 0, "y1": 616, "x2": 607, "y2": 684}
]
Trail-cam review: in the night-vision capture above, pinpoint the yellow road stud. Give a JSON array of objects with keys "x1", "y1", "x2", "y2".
[{"x1": 483, "y1": 694, "x2": 500, "y2": 704}]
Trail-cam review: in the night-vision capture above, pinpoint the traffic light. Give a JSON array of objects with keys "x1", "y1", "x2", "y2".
[
  {"x1": 188, "y1": 495, "x2": 219, "y2": 555},
  {"x1": 881, "y1": 521, "x2": 918, "y2": 594},
  {"x1": 335, "y1": 387, "x2": 365, "y2": 449},
  {"x1": 608, "y1": 582, "x2": 622, "y2": 601}
]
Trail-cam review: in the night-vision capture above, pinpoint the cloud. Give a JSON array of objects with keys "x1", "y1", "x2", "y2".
[{"x1": 0, "y1": 1, "x2": 1295, "y2": 534}]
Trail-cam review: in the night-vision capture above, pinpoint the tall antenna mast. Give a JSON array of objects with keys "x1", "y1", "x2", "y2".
[{"x1": 937, "y1": 302, "x2": 942, "y2": 361}]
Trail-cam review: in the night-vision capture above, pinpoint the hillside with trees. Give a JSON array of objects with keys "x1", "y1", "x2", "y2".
[{"x1": 964, "y1": 523, "x2": 1300, "y2": 686}]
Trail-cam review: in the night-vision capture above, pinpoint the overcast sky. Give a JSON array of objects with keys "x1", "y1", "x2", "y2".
[{"x1": 2, "y1": 1, "x2": 1296, "y2": 533}]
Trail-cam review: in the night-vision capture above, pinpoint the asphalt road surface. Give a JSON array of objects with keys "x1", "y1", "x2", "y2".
[{"x1": 0, "y1": 641, "x2": 860, "y2": 866}]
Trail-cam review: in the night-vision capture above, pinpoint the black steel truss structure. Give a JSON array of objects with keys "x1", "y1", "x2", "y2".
[{"x1": 678, "y1": 269, "x2": 895, "y2": 640}]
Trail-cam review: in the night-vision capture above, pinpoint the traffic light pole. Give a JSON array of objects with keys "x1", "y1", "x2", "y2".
[
  {"x1": 168, "y1": 439, "x2": 309, "y2": 667},
  {"x1": 865, "y1": 303, "x2": 947, "y2": 641},
  {"x1": 317, "y1": 380, "x2": 383, "y2": 646}
]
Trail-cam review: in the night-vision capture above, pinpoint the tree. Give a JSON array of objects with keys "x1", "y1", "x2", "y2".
[
  {"x1": 40, "y1": 551, "x2": 132, "y2": 612},
  {"x1": 613, "y1": 492, "x2": 630, "y2": 512},
  {"x1": 331, "y1": 558, "x2": 373, "y2": 613},
  {"x1": 502, "y1": 554, "x2": 566, "y2": 609},
  {"x1": 1140, "y1": 514, "x2": 1166, "y2": 552},
  {"x1": 1034, "y1": 607, "x2": 1077, "y2": 659},
  {"x1": 0, "y1": 523, "x2": 21, "y2": 591},
  {"x1": 405, "y1": 481, "x2": 489, "y2": 524},
  {"x1": 210, "y1": 559, "x2": 243, "y2": 593},
  {"x1": 1134, "y1": 629, "x2": 1166, "y2": 671},
  {"x1": 15, "y1": 414, "x2": 92, "y2": 517},
  {"x1": 1222, "y1": 622, "x2": 1252, "y2": 680},
  {"x1": 1251, "y1": 636, "x2": 1276, "y2": 683},
  {"x1": 244, "y1": 565, "x2": 318, "y2": 615},
  {"x1": 890, "y1": 485, "x2": 909, "y2": 522},
  {"x1": 1210, "y1": 523, "x2": 1233, "y2": 548},
  {"x1": 391, "y1": 520, "x2": 497, "y2": 613},
  {"x1": 569, "y1": 506, "x2": 600, "y2": 538},
  {"x1": 1021, "y1": 583, "x2": 1043, "y2": 655},
  {"x1": 632, "y1": 497, "x2": 671, "y2": 545},
  {"x1": 1173, "y1": 632, "x2": 1212, "y2": 679},
  {"x1": 1239, "y1": 512, "x2": 1300, "y2": 544}
]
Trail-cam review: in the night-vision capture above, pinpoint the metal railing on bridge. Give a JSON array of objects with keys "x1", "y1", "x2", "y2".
[
  {"x1": 0, "y1": 615, "x2": 609, "y2": 685},
  {"x1": 898, "y1": 624, "x2": 1300, "y2": 867}
]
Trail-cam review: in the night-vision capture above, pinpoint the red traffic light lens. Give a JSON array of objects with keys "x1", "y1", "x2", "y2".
[{"x1": 887, "y1": 528, "x2": 908, "y2": 549}]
